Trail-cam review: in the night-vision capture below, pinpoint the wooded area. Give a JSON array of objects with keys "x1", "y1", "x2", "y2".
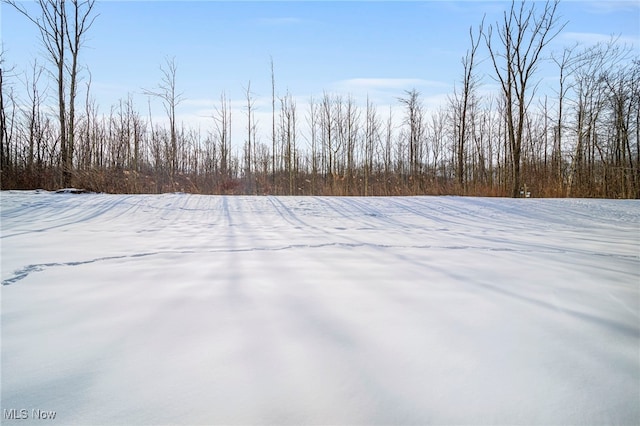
[{"x1": 1, "y1": 0, "x2": 638, "y2": 197}]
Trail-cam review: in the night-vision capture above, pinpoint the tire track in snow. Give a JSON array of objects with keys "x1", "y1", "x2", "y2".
[
  {"x1": 2, "y1": 243, "x2": 367, "y2": 286},
  {"x1": 8, "y1": 241, "x2": 608, "y2": 286},
  {"x1": 1, "y1": 252, "x2": 157, "y2": 286},
  {"x1": 7, "y1": 241, "x2": 633, "y2": 287}
]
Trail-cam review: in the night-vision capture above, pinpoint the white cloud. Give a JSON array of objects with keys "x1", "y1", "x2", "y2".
[
  {"x1": 336, "y1": 78, "x2": 449, "y2": 91},
  {"x1": 326, "y1": 78, "x2": 453, "y2": 109},
  {"x1": 181, "y1": 98, "x2": 217, "y2": 109},
  {"x1": 561, "y1": 32, "x2": 639, "y2": 47}
]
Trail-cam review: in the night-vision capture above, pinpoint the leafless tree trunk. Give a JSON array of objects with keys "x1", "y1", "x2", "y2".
[
  {"x1": 8, "y1": 0, "x2": 96, "y2": 187},
  {"x1": 66, "y1": 0, "x2": 95, "y2": 186},
  {"x1": 213, "y1": 92, "x2": 231, "y2": 182},
  {"x1": 0, "y1": 50, "x2": 13, "y2": 173},
  {"x1": 484, "y1": 0, "x2": 564, "y2": 197},
  {"x1": 452, "y1": 20, "x2": 483, "y2": 194},
  {"x1": 363, "y1": 96, "x2": 379, "y2": 196},
  {"x1": 320, "y1": 92, "x2": 334, "y2": 187},
  {"x1": 271, "y1": 57, "x2": 276, "y2": 188},
  {"x1": 429, "y1": 108, "x2": 447, "y2": 188},
  {"x1": 279, "y1": 91, "x2": 296, "y2": 195},
  {"x1": 399, "y1": 89, "x2": 425, "y2": 190},
  {"x1": 144, "y1": 56, "x2": 182, "y2": 181},
  {"x1": 343, "y1": 95, "x2": 360, "y2": 194},
  {"x1": 551, "y1": 44, "x2": 577, "y2": 193},
  {"x1": 244, "y1": 81, "x2": 256, "y2": 194},
  {"x1": 384, "y1": 106, "x2": 393, "y2": 194},
  {"x1": 23, "y1": 61, "x2": 47, "y2": 177},
  {"x1": 306, "y1": 96, "x2": 319, "y2": 194}
]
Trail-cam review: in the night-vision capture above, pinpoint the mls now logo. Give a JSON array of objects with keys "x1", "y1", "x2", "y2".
[{"x1": 4, "y1": 408, "x2": 57, "y2": 420}]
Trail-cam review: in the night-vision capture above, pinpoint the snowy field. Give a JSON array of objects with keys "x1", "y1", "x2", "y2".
[{"x1": 1, "y1": 191, "x2": 639, "y2": 425}]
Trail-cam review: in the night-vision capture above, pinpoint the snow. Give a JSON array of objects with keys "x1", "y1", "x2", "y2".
[{"x1": 1, "y1": 191, "x2": 639, "y2": 425}]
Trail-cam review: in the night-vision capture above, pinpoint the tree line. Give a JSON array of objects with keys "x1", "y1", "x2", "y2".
[{"x1": 1, "y1": 0, "x2": 638, "y2": 197}]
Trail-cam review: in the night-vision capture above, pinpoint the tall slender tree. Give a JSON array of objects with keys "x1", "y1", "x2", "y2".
[
  {"x1": 270, "y1": 57, "x2": 276, "y2": 188},
  {"x1": 8, "y1": 0, "x2": 96, "y2": 186},
  {"x1": 452, "y1": 19, "x2": 483, "y2": 194},
  {"x1": 399, "y1": 89, "x2": 424, "y2": 183},
  {"x1": 484, "y1": 0, "x2": 564, "y2": 197},
  {"x1": 0, "y1": 49, "x2": 14, "y2": 173},
  {"x1": 143, "y1": 57, "x2": 182, "y2": 180}
]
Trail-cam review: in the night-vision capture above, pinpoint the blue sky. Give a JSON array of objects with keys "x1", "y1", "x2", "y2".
[{"x1": 2, "y1": 0, "x2": 639, "y2": 139}]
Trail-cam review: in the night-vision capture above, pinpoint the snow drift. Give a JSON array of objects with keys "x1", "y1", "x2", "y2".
[{"x1": 1, "y1": 192, "x2": 639, "y2": 425}]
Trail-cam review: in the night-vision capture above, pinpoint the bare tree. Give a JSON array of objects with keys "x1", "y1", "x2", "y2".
[
  {"x1": 363, "y1": 96, "x2": 380, "y2": 196},
  {"x1": 66, "y1": 0, "x2": 96, "y2": 185},
  {"x1": 320, "y1": 92, "x2": 334, "y2": 184},
  {"x1": 550, "y1": 44, "x2": 577, "y2": 192},
  {"x1": 21, "y1": 61, "x2": 48, "y2": 176},
  {"x1": 243, "y1": 81, "x2": 257, "y2": 194},
  {"x1": 0, "y1": 49, "x2": 16, "y2": 173},
  {"x1": 566, "y1": 40, "x2": 631, "y2": 197},
  {"x1": 143, "y1": 56, "x2": 183, "y2": 179},
  {"x1": 484, "y1": 0, "x2": 564, "y2": 197},
  {"x1": 306, "y1": 96, "x2": 319, "y2": 193},
  {"x1": 451, "y1": 19, "x2": 483, "y2": 194},
  {"x1": 399, "y1": 89, "x2": 425, "y2": 185},
  {"x1": 600, "y1": 56, "x2": 639, "y2": 198},
  {"x1": 270, "y1": 57, "x2": 276, "y2": 187},
  {"x1": 213, "y1": 92, "x2": 231, "y2": 180},
  {"x1": 8, "y1": 0, "x2": 96, "y2": 186},
  {"x1": 279, "y1": 91, "x2": 297, "y2": 194},
  {"x1": 383, "y1": 106, "x2": 394, "y2": 193},
  {"x1": 340, "y1": 95, "x2": 360, "y2": 193},
  {"x1": 429, "y1": 107, "x2": 447, "y2": 185}
]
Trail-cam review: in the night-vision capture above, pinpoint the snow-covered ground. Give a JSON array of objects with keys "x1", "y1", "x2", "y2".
[{"x1": 1, "y1": 191, "x2": 639, "y2": 425}]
